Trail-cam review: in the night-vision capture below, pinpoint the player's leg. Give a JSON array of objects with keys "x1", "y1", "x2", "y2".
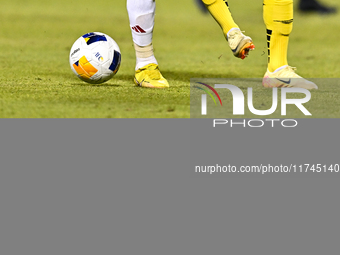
[
  {"x1": 263, "y1": 0, "x2": 291, "y2": 73},
  {"x1": 127, "y1": 0, "x2": 169, "y2": 88},
  {"x1": 202, "y1": 0, "x2": 255, "y2": 59},
  {"x1": 262, "y1": 0, "x2": 317, "y2": 89}
]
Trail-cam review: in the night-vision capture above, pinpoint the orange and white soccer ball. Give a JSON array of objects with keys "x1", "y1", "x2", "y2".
[{"x1": 69, "y1": 32, "x2": 121, "y2": 84}]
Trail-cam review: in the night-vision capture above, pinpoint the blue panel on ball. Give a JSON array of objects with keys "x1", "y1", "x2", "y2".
[
  {"x1": 82, "y1": 33, "x2": 107, "y2": 45},
  {"x1": 109, "y1": 50, "x2": 121, "y2": 73},
  {"x1": 82, "y1": 33, "x2": 95, "y2": 38}
]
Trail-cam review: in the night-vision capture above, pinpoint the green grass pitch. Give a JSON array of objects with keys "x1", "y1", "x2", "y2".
[{"x1": 0, "y1": 0, "x2": 339, "y2": 118}]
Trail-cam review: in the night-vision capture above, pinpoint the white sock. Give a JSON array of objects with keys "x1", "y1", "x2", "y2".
[
  {"x1": 134, "y1": 43, "x2": 158, "y2": 70},
  {"x1": 127, "y1": 0, "x2": 158, "y2": 70},
  {"x1": 136, "y1": 56, "x2": 158, "y2": 70},
  {"x1": 127, "y1": 0, "x2": 155, "y2": 46}
]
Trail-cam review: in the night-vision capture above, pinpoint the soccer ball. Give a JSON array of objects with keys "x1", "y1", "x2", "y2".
[{"x1": 69, "y1": 32, "x2": 121, "y2": 84}]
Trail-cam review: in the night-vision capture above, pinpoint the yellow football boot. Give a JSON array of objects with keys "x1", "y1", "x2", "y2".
[{"x1": 134, "y1": 63, "x2": 169, "y2": 88}]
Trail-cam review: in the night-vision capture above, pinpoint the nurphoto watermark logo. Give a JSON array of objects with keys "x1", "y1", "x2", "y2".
[{"x1": 190, "y1": 78, "x2": 313, "y2": 127}]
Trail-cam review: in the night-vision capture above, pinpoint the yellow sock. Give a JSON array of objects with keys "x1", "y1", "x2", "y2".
[
  {"x1": 202, "y1": 0, "x2": 239, "y2": 37},
  {"x1": 263, "y1": 0, "x2": 293, "y2": 72}
]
